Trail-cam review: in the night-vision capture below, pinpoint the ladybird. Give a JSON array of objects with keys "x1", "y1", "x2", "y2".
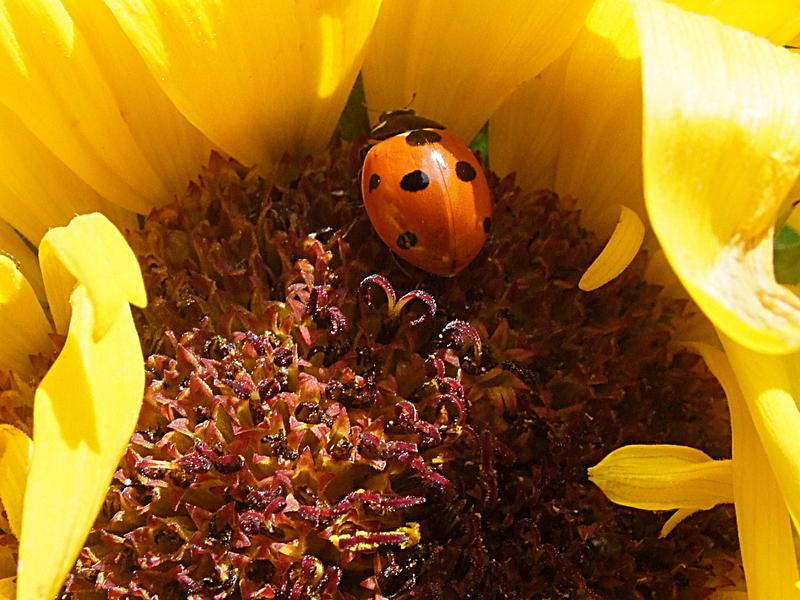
[{"x1": 360, "y1": 109, "x2": 492, "y2": 276}]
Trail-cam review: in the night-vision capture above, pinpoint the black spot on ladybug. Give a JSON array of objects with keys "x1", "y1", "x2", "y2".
[
  {"x1": 396, "y1": 231, "x2": 417, "y2": 249},
  {"x1": 456, "y1": 161, "x2": 477, "y2": 182},
  {"x1": 369, "y1": 173, "x2": 381, "y2": 192},
  {"x1": 483, "y1": 217, "x2": 492, "y2": 233},
  {"x1": 400, "y1": 170, "x2": 429, "y2": 192},
  {"x1": 405, "y1": 129, "x2": 442, "y2": 146}
]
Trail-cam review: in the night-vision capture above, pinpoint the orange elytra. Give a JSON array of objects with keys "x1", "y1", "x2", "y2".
[{"x1": 360, "y1": 110, "x2": 492, "y2": 276}]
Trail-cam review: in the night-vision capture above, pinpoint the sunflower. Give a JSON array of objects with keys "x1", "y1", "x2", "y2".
[{"x1": 0, "y1": 0, "x2": 798, "y2": 598}]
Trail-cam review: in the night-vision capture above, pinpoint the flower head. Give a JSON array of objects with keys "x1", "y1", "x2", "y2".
[{"x1": 0, "y1": 0, "x2": 797, "y2": 597}]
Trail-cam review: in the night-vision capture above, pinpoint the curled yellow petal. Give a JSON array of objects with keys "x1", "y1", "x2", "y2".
[
  {"x1": 107, "y1": 0, "x2": 381, "y2": 175},
  {"x1": 0, "y1": 424, "x2": 31, "y2": 539},
  {"x1": 579, "y1": 205, "x2": 644, "y2": 291},
  {"x1": 17, "y1": 282, "x2": 144, "y2": 599},
  {"x1": 692, "y1": 341, "x2": 799, "y2": 598},
  {"x1": 0, "y1": 0, "x2": 176, "y2": 212},
  {"x1": 39, "y1": 212, "x2": 146, "y2": 339},
  {"x1": 363, "y1": 0, "x2": 594, "y2": 141},
  {"x1": 0, "y1": 255, "x2": 51, "y2": 377},
  {"x1": 634, "y1": 0, "x2": 800, "y2": 354},
  {"x1": 588, "y1": 444, "x2": 733, "y2": 511}
]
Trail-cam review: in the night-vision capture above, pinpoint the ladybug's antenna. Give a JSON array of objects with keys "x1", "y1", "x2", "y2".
[{"x1": 401, "y1": 92, "x2": 417, "y2": 110}]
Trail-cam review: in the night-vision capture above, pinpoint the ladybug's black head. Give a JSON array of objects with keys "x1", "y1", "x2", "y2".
[{"x1": 369, "y1": 109, "x2": 445, "y2": 141}]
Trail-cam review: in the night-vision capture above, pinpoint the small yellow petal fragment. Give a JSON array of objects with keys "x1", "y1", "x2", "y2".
[
  {"x1": 17, "y1": 283, "x2": 144, "y2": 600},
  {"x1": 658, "y1": 508, "x2": 696, "y2": 538},
  {"x1": 0, "y1": 255, "x2": 51, "y2": 376},
  {"x1": 363, "y1": 0, "x2": 594, "y2": 141},
  {"x1": 0, "y1": 219, "x2": 44, "y2": 302},
  {"x1": 634, "y1": 0, "x2": 800, "y2": 354},
  {"x1": 107, "y1": 0, "x2": 381, "y2": 175},
  {"x1": 588, "y1": 444, "x2": 733, "y2": 511},
  {"x1": 0, "y1": 424, "x2": 31, "y2": 538},
  {"x1": 579, "y1": 205, "x2": 644, "y2": 291},
  {"x1": 39, "y1": 212, "x2": 146, "y2": 339},
  {"x1": 692, "y1": 341, "x2": 799, "y2": 598}
]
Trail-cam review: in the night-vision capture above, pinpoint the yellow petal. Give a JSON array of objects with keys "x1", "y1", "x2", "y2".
[
  {"x1": 38, "y1": 212, "x2": 146, "y2": 338},
  {"x1": 550, "y1": 0, "x2": 800, "y2": 240},
  {"x1": 658, "y1": 508, "x2": 697, "y2": 537},
  {"x1": 0, "y1": 578, "x2": 13, "y2": 600},
  {"x1": 588, "y1": 444, "x2": 733, "y2": 511},
  {"x1": 489, "y1": 52, "x2": 569, "y2": 192},
  {"x1": 0, "y1": 1, "x2": 183, "y2": 212},
  {"x1": 0, "y1": 255, "x2": 51, "y2": 377},
  {"x1": 62, "y1": 0, "x2": 215, "y2": 199},
  {"x1": 720, "y1": 335, "x2": 800, "y2": 538},
  {"x1": 18, "y1": 282, "x2": 144, "y2": 599},
  {"x1": 692, "y1": 341, "x2": 799, "y2": 598},
  {"x1": 554, "y1": 0, "x2": 646, "y2": 237},
  {"x1": 0, "y1": 102, "x2": 136, "y2": 245},
  {"x1": 673, "y1": 1, "x2": 800, "y2": 44},
  {"x1": 362, "y1": 0, "x2": 594, "y2": 141},
  {"x1": 635, "y1": 0, "x2": 800, "y2": 354},
  {"x1": 0, "y1": 219, "x2": 44, "y2": 302},
  {"x1": 107, "y1": 0, "x2": 381, "y2": 176},
  {"x1": 579, "y1": 205, "x2": 644, "y2": 291},
  {"x1": 0, "y1": 424, "x2": 31, "y2": 538}
]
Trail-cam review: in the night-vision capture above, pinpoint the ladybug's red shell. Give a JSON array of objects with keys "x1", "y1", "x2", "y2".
[{"x1": 360, "y1": 120, "x2": 492, "y2": 276}]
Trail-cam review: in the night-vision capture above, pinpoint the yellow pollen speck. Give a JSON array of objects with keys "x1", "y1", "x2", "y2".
[{"x1": 329, "y1": 522, "x2": 421, "y2": 552}]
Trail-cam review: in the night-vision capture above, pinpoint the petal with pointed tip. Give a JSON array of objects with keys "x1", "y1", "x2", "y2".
[
  {"x1": 39, "y1": 212, "x2": 146, "y2": 338},
  {"x1": 0, "y1": 255, "x2": 51, "y2": 377},
  {"x1": 107, "y1": 0, "x2": 381, "y2": 176},
  {"x1": 17, "y1": 283, "x2": 144, "y2": 599},
  {"x1": 363, "y1": 0, "x2": 594, "y2": 142},
  {"x1": 588, "y1": 444, "x2": 733, "y2": 510},
  {"x1": 635, "y1": 0, "x2": 800, "y2": 353},
  {"x1": 0, "y1": 0, "x2": 179, "y2": 212},
  {"x1": 579, "y1": 205, "x2": 644, "y2": 291}
]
